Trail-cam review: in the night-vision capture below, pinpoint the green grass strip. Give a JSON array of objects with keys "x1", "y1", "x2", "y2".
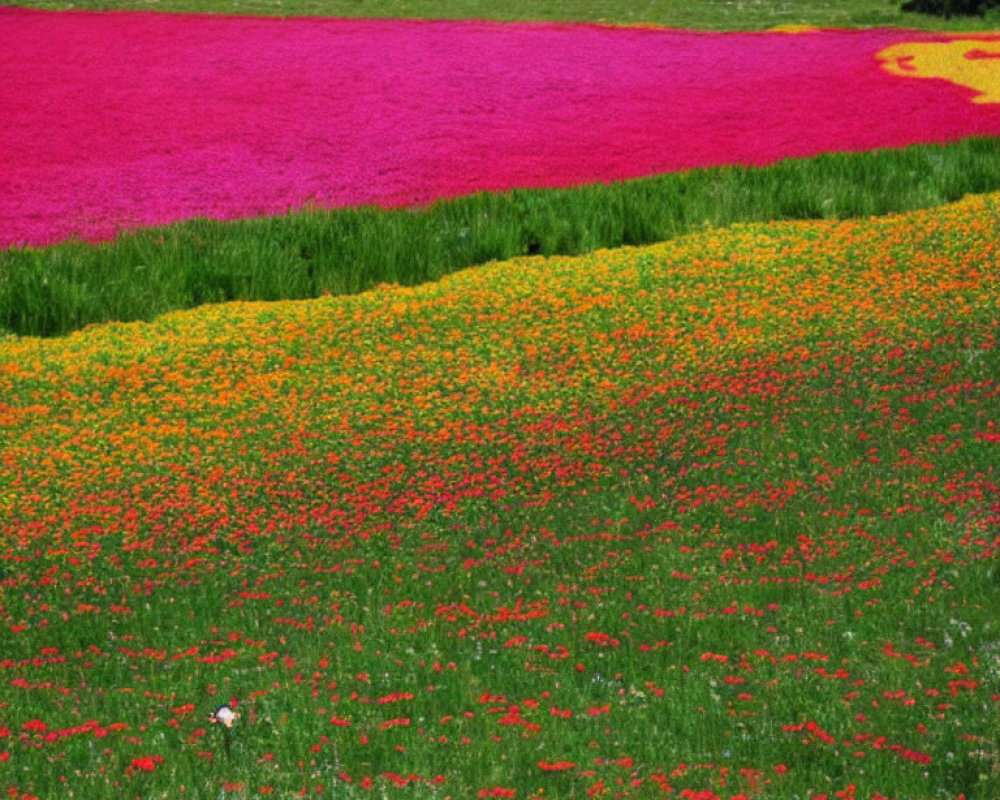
[
  {"x1": 4, "y1": 136, "x2": 1000, "y2": 338},
  {"x1": 14, "y1": 0, "x2": 1000, "y2": 31}
]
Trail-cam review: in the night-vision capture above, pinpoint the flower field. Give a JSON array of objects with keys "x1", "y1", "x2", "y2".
[
  {"x1": 2, "y1": 187, "x2": 999, "y2": 798},
  {"x1": 4, "y1": 8, "x2": 1000, "y2": 248},
  {"x1": 4, "y1": 4, "x2": 1000, "y2": 799}
]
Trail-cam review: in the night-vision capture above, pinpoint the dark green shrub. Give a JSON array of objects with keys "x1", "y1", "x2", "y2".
[{"x1": 901, "y1": 0, "x2": 999, "y2": 16}]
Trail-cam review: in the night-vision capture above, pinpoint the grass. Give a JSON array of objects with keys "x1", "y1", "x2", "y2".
[
  {"x1": 4, "y1": 136, "x2": 1000, "y2": 338},
  {"x1": 1, "y1": 192, "x2": 999, "y2": 799},
  {"x1": 11, "y1": 0, "x2": 1000, "y2": 30}
]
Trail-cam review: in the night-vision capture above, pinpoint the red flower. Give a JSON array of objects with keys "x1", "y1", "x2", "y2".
[
  {"x1": 129, "y1": 755, "x2": 163, "y2": 772},
  {"x1": 21, "y1": 720, "x2": 47, "y2": 733}
]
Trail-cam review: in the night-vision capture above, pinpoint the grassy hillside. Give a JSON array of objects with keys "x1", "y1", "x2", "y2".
[{"x1": 1, "y1": 194, "x2": 998, "y2": 799}]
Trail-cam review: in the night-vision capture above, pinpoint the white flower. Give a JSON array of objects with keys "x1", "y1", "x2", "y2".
[{"x1": 208, "y1": 705, "x2": 240, "y2": 729}]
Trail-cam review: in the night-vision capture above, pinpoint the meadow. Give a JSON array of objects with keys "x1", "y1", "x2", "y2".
[
  {"x1": 2, "y1": 1, "x2": 1000, "y2": 799},
  {"x1": 3, "y1": 192, "x2": 1000, "y2": 799}
]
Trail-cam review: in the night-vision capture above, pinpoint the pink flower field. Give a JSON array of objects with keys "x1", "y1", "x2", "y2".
[{"x1": 2, "y1": 7, "x2": 1000, "y2": 248}]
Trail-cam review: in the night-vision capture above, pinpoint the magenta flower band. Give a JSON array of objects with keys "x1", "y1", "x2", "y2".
[{"x1": 2, "y1": 8, "x2": 999, "y2": 248}]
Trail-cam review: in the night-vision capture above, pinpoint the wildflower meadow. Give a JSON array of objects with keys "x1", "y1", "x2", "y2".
[
  {"x1": 3, "y1": 193, "x2": 1000, "y2": 798},
  {"x1": 2, "y1": 3, "x2": 1000, "y2": 800}
]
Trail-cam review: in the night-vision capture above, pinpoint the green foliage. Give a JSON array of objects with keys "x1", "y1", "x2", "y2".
[
  {"x1": 5, "y1": 137, "x2": 1000, "y2": 338},
  {"x1": 12, "y1": 0, "x2": 1000, "y2": 30}
]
